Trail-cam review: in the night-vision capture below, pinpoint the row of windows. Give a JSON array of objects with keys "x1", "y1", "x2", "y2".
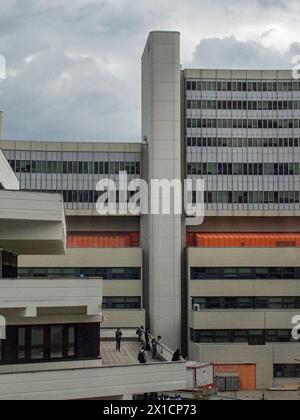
[
  {"x1": 9, "y1": 160, "x2": 141, "y2": 175},
  {"x1": 274, "y1": 365, "x2": 300, "y2": 379},
  {"x1": 191, "y1": 267, "x2": 300, "y2": 280},
  {"x1": 187, "y1": 100, "x2": 300, "y2": 111},
  {"x1": 186, "y1": 80, "x2": 300, "y2": 92},
  {"x1": 0, "y1": 250, "x2": 18, "y2": 279},
  {"x1": 190, "y1": 329, "x2": 300, "y2": 344},
  {"x1": 31, "y1": 190, "x2": 137, "y2": 205},
  {"x1": 61, "y1": 190, "x2": 137, "y2": 204},
  {"x1": 0, "y1": 323, "x2": 100, "y2": 365},
  {"x1": 187, "y1": 118, "x2": 300, "y2": 129},
  {"x1": 192, "y1": 297, "x2": 300, "y2": 310},
  {"x1": 18, "y1": 267, "x2": 141, "y2": 280},
  {"x1": 187, "y1": 162, "x2": 300, "y2": 176},
  {"x1": 193, "y1": 191, "x2": 300, "y2": 205},
  {"x1": 102, "y1": 297, "x2": 142, "y2": 310},
  {"x1": 186, "y1": 137, "x2": 300, "y2": 148},
  {"x1": 0, "y1": 325, "x2": 75, "y2": 364}
]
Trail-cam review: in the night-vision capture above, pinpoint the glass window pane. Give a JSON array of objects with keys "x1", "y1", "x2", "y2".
[
  {"x1": 31, "y1": 327, "x2": 44, "y2": 360},
  {"x1": 18, "y1": 328, "x2": 26, "y2": 360},
  {"x1": 50, "y1": 326, "x2": 63, "y2": 359},
  {"x1": 68, "y1": 326, "x2": 75, "y2": 357}
]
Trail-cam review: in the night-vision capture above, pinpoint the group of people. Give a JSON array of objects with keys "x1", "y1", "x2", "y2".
[
  {"x1": 115, "y1": 326, "x2": 183, "y2": 364},
  {"x1": 136, "y1": 326, "x2": 183, "y2": 364},
  {"x1": 136, "y1": 326, "x2": 162, "y2": 362}
]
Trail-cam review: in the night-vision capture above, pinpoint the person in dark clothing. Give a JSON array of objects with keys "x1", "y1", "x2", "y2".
[
  {"x1": 136, "y1": 326, "x2": 144, "y2": 342},
  {"x1": 115, "y1": 328, "x2": 123, "y2": 352},
  {"x1": 172, "y1": 349, "x2": 182, "y2": 362},
  {"x1": 145, "y1": 329, "x2": 151, "y2": 350},
  {"x1": 152, "y1": 336, "x2": 162, "y2": 359},
  {"x1": 138, "y1": 347, "x2": 147, "y2": 364}
]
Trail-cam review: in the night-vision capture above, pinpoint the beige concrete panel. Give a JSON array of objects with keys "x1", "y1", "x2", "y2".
[
  {"x1": 189, "y1": 310, "x2": 265, "y2": 330},
  {"x1": 189, "y1": 280, "x2": 300, "y2": 298},
  {"x1": 20, "y1": 248, "x2": 142, "y2": 268},
  {"x1": 103, "y1": 281, "x2": 142, "y2": 297},
  {"x1": 189, "y1": 341, "x2": 274, "y2": 389},
  {"x1": 187, "y1": 248, "x2": 300, "y2": 267},
  {"x1": 102, "y1": 310, "x2": 145, "y2": 328}
]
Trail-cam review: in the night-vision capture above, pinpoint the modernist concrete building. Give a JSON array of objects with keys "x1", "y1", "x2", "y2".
[
  {"x1": 0, "y1": 138, "x2": 187, "y2": 400},
  {"x1": 1, "y1": 31, "x2": 300, "y2": 392}
]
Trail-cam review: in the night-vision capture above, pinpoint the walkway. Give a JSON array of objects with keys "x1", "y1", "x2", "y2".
[{"x1": 101, "y1": 340, "x2": 161, "y2": 366}]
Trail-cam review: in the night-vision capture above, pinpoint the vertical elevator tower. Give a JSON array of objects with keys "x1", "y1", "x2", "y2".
[{"x1": 141, "y1": 32, "x2": 182, "y2": 349}]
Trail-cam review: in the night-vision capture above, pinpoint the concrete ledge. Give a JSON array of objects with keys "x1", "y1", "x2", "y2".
[{"x1": 0, "y1": 361, "x2": 187, "y2": 400}]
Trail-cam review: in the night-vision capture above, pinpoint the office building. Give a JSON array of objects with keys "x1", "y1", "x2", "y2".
[
  {"x1": 0, "y1": 132, "x2": 187, "y2": 400},
  {"x1": 1, "y1": 31, "x2": 300, "y2": 391}
]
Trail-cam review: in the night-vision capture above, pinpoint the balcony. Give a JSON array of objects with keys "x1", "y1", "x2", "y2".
[
  {"x1": 0, "y1": 190, "x2": 66, "y2": 255},
  {"x1": 0, "y1": 278, "x2": 103, "y2": 317},
  {"x1": 0, "y1": 337, "x2": 187, "y2": 400}
]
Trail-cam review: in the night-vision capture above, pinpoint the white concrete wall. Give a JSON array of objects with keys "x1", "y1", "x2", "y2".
[
  {"x1": 0, "y1": 361, "x2": 187, "y2": 400},
  {"x1": 142, "y1": 31, "x2": 182, "y2": 349},
  {"x1": 0, "y1": 149, "x2": 19, "y2": 190},
  {"x1": 0, "y1": 190, "x2": 66, "y2": 255},
  {"x1": 0, "y1": 278, "x2": 103, "y2": 316}
]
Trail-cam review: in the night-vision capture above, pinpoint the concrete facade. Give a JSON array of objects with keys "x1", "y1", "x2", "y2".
[
  {"x1": 1, "y1": 31, "x2": 300, "y2": 393},
  {"x1": 141, "y1": 31, "x2": 182, "y2": 349}
]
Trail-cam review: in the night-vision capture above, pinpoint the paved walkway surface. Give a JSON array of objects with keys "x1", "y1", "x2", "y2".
[{"x1": 101, "y1": 340, "x2": 161, "y2": 366}]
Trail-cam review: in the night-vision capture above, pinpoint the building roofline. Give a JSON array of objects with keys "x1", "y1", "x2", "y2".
[{"x1": 0, "y1": 139, "x2": 142, "y2": 152}]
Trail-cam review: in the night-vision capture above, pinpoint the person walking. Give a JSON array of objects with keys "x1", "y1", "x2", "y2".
[
  {"x1": 145, "y1": 329, "x2": 151, "y2": 351},
  {"x1": 138, "y1": 347, "x2": 147, "y2": 364},
  {"x1": 172, "y1": 349, "x2": 182, "y2": 361},
  {"x1": 152, "y1": 335, "x2": 162, "y2": 359},
  {"x1": 136, "y1": 325, "x2": 144, "y2": 342},
  {"x1": 115, "y1": 328, "x2": 123, "y2": 352}
]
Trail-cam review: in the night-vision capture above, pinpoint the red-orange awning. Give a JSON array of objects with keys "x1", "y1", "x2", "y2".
[
  {"x1": 187, "y1": 232, "x2": 300, "y2": 248},
  {"x1": 67, "y1": 232, "x2": 140, "y2": 248}
]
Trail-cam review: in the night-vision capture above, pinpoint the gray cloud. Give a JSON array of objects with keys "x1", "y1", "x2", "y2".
[
  {"x1": 190, "y1": 36, "x2": 298, "y2": 69},
  {"x1": 0, "y1": 0, "x2": 299, "y2": 141},
  {"x1": 257, "y1": 0, "x2": 290, "y2": 9}
]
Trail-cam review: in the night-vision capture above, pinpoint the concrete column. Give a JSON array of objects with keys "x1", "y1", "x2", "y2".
[{"x1": 142, "y1": 32, "x2": 181, "y2": 349}]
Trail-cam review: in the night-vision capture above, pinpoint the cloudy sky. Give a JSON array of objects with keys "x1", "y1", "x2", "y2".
[{"x1": 0, "y1": 0, "x2": 300, "y2": 142}]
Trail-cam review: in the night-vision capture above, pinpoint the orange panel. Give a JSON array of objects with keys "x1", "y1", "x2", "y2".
[
  {"x1": 214, "y1": 364, "x2": 256, "y2": 391},
  {"x1": 67, "y1": 232, "x2": 140, "y2": 248},
  {"x1": 187, "y1": 233, "x2": 300, "y2": 248}
]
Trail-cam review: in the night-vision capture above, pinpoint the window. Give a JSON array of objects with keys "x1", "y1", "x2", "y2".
[
  {"x1": 274, "y1": 365, "x2": 300, "y2": 379},
  {"x1": 18, "y1": 328, "x2": 26, "y2": 360},
  {"x1": 18, "y1": 267, "x2": 142, "y2": 280},
  {"x1": 0, "y1": 323, "x2": 99, "y2": 365},
  {"x1": 192, "y1": 297, "x2": 300, "y2": 310},
  {"x1": 31, "y1": 327, "x2": 44, "y2": 360},
  {"x1": 190, "y1": 329, "x2": 293, "y2": 345},
  {"x1": 190, "y1": 267, "x2": 300, "y2": 280},
  {"x1": 50, "y1": 326, "x2": 63, "y2": 359},
  {"x1": 67, "y1": 326, "x2": 75, "y2": 357},
  {"x1": 103, "y1": 297, "x2": 142, "y2": 309}
]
